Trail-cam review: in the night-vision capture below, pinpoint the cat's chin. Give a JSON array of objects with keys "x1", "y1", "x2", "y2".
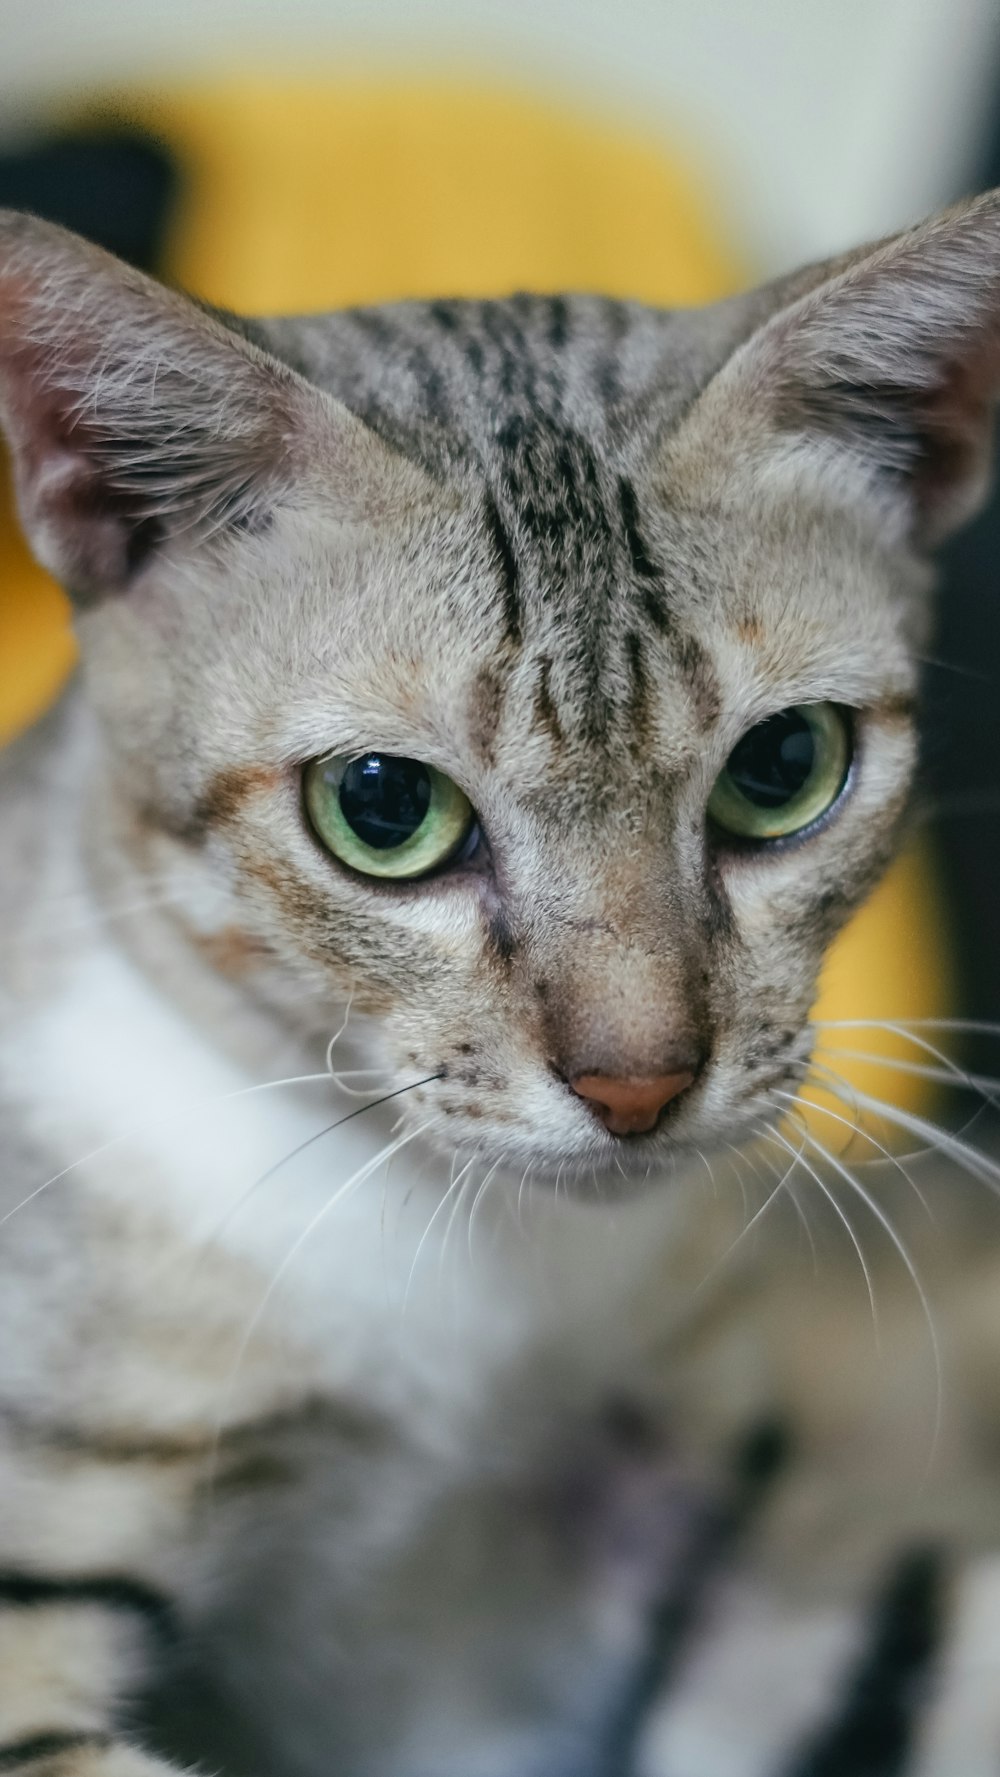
[{"x1": 418, "y1": 1126, "x2": 690, "y2": 1206}]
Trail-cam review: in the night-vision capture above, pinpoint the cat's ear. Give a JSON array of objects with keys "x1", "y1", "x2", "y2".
[
  {"x1": 0, "y1": 210, "x2": 415, "y2": 604},
  {"x1": 696, "y1": 189, "x2": 1000, "y2": 548}
]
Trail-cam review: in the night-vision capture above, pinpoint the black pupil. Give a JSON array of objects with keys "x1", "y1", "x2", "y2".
[
  {"x1": 726, "y1": 709, "x2": 816, "y2": 809},
  {"x1": 339, "y1": 754, "x2": 432, "y2": 849}
]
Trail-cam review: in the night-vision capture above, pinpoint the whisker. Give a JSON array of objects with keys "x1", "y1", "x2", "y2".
[
  {"x1": 689, "y1": 1122, "x2": 807, "y2": 1300},
  {"x1": 811, "y1": 1049, "x2": 995, "y2": 1164},
  {"x1": 437, "y1": 1149, "x2": 482, "y2": 1287},
  {"x1": 754, "y1": 1131, "x2": 822, "y2": 1271},
  {"x1": 811, "y1": 1020, "x2": 1000, "y2": 1155},
  {"x1": 722, "y1": 1144, "x2": 751, "y2": 1223},
  {"x1": 208, "y1": 1117, "x2": 432, "y2": 1493},
  {"x1": 730, "y1": 1133, "x2": 820, "y2": 1270},
  {"x1": 516, "y1": 1160, "x2": 534, "y2": 1232},
  {"x1": 813, "y1": 1044, "x2": 1000, "y2": 1104},
  {"x1": 467, "y1": 1157, "x2": 504, "y2": 1263},
  {"x1": 815, "y1": 1017, "x2": 1000, "y2": 1040},
  {"x1": 695, "y1": 1145, "x2": 722, "y2": 1202},
  {"x1": 325, "y1": 1075, "x2": 401, "y2": 1099},
  {"x1": 765, "y1": 1113, "x2": 882, "y2": 1342},
  {"x1": 818, "y1": 1075, "x2": 1000, "y2": 1202},
  {"x1": 788, "y1": 1116, "x2": 943, "y2": 1478},
  {"x1": 3, "y1": 885, "x2": 197, "y2": 950},
  {"x1": 203, "y1": 1073, "x2": 444, "y2": 1249},
  {"x1": 323, "y1": 996, "x2": 357, "y2": 1080},
  {"x1": 820, "y1": 1019, "x2": 1000, "y2": 1090},
  {"x1": 796, "y1": 1069, "x2": 937, "y2": 1221},
  {"x1": 812, "y1": 1039, "x2": 1000, "y2": 1157},
  {"x1": 0, "y1": 1068, "x2": 339, "y2": 1231},
  {"x1": 404, "y1": 1149, "x2": 470, "y2": 1308},
  {"x1": 555, "y1": 1158, "x2": 568, "y2": 1205}
]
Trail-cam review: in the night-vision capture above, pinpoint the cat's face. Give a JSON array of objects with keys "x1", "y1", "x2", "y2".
[{"x1": 0, "y1": 202, "x2": 993, "y2": 1189}]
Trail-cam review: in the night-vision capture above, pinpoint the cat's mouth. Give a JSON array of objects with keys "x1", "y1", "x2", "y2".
[
  {"x1": 394, "y1": 1040, "x2": 810, "y2": 1198},
  {"x1": 397, "y1": 1057, "x2": 722, "y2": 1195}
]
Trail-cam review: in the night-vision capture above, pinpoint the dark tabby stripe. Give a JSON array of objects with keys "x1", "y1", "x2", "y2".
[
  {"x1": 0, "y1": 1736, "x2": 110, "y2": 1772},
  {"x1": 600, "y1": 1417, "x2": 790, "y2": 1777},
  {"x1": 532, "y1": 654, "x2": 564, "y2": 747},
  {"x1": 547, "y1": 295, "x2": 570, "y2": 349},
  {"x1": 617, "y1": 478, "x2": 662, "y2": 584},
  {"x1": 0, "y1": 1571, "x2": 177, "y2": 1643},
  {"x1": 482, "y1": 495, "x2": 523, "y2": 647},
  {"x1": 624, "y1": 630, "x2": 652, "y2": 745},
  {"x1": 428, "y1": 300, "x2": 460, "y2": 333},
  {"x1": 594, "y1": 299, "x2": 630, "y2": 406},
  {"x1": 781, "y1": 1547, "x2": 945, "y2": 1777}
]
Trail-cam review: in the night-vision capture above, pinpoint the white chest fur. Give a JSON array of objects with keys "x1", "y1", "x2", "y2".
[{"x1": 4, "y1": 929, "x2": 681, "y2": 1448}]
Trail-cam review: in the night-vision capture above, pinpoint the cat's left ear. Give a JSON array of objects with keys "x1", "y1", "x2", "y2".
[
  {"x1": 0, "y1": 209, "x2": 425, "y2": 605},
  {"x1": 693, "y1": 189, "x2": 1000, "y2": 548}
]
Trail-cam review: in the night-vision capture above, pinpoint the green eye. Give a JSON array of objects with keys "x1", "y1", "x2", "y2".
[
  {"x1": 707, "y1": 703, "x2": 850, "y2": 840},
  {"x1": 303, "y1": 752, "x2": 475, "y2": 880}
]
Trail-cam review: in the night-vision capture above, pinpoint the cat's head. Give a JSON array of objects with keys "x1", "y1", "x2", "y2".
[{"x1": 1, "y1": 199, "x2": 997, "y2": 1187}]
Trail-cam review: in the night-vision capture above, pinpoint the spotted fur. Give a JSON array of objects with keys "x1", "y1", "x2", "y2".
[{"x1": 2, "y1": 196, "x2": 1000, "y2": 1775}]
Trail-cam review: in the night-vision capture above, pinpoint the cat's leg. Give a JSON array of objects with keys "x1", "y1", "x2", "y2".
[
  {"x1": 635, "y1": 1547, "x2": 949, "y2": 1777},
  {"x1": 0, "y1": 1592, "x2": 180, "y2": 1777},
  {"x1": 0, "y1": 1435, "x2": 212, "y2": 1777},
  {"x1": 907, "y1": 1552, "x2": 1000, "y2": 1777}
]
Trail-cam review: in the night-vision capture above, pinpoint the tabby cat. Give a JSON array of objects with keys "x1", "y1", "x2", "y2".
[{"x1": 3, "y1": 194, "x2": 1000, "y2": 1777}]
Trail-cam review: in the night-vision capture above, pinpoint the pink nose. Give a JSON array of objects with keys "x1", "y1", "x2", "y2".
[{"x1": 571, "y1": 1071, "x2": 695, "y2": 1136}]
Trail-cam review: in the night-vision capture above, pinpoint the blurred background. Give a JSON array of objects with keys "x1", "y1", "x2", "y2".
[{"x1": 3, "y1": 0, "x2": 1000, "y2": 1104}]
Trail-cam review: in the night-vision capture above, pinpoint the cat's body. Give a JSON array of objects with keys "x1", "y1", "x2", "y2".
[
  {"x1": 0, "y1": 684, "x2": 772, "y2": 1777},
  {"x1": 4, "y1": 201, "x2": 1000, "y2": 1776}
]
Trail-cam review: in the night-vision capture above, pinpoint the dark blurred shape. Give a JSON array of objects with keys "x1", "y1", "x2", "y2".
[
  {"x1": 927, "y1": 92, "x2": 1000, "y2": 1061},
  {"x1": 0, "y1": 126, "x2": 179, "y2": 271}
]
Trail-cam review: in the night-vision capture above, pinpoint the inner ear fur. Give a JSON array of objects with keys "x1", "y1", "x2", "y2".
[
  {"x1": 0, "y1": 208, "x2": 422, "y2": 604},
  {"x1": 695, "y1": 189, "x2": 1000, "y2": 548}
]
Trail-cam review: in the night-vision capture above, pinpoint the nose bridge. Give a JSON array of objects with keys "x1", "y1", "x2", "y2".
[{"x1": 525, "y1": 855, "x2": 708, "y2": 1078}]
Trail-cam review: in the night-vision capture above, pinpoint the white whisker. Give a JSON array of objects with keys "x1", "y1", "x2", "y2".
[
  {"x1": 814, "y1": 1043, "x2": 1000, "y2": 1101},
  {"x1": 750, "y1": 1128, "x2": 822, "y2": 1268},
  {"x1": 689, "y1": 1122, "x2": 807, "y2": 1300},
  {"x1": 516, "y1": 1160, "x2": 534, "y2": 1232},
  {"x1": 4, "y1": 886, "x2": 197, "y2": 951},
  {"x1": 819, "y1": 1075, "x2": 1000, "y2": 1201},
  {"x1": 0, "y1": 1069, "x2": 337, "y2": 1231},
  {"x1": 785, "y1": 1113, "x2": 943, "y2": 1479},
  {"x1": 437, "y1": 1150, "x2": 481, "y2": 1286},
  {"x1": 203, "y1": 1073, "x2": 443, "y2": 1251},
  {"x1": 208, "y1": 1118, "x2": 431, "y2": 1493},
  {"x1": 467, "y1": 1157, "x2": 503, "y2": 1263},
  {"x1": 816, "y1": 1017, "x2": 1000, "y2": 1040},
  {"x1": 795, "y1": 1070, "x2": 937, "y2": 1221},
  {"x1": 404, "y1": 1149, "x2": 469, "y2": 1308},
  {"x1": 767, "y1": 1113, "x2": 882, "y2": 1342},
  {"x1": 812, "y1": 1041, "x2": 1000, "y2": 1157}
]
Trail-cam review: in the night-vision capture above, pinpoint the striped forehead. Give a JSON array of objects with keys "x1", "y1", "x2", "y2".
[
  {"x1": 477, "y1": 418, "x2": 721, "y2": 750},
  {"x1": 257, "y1": 294, "x2": 731, "y2": 750}
]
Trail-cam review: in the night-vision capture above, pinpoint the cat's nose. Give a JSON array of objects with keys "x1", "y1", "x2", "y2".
[{"x1": 570, "y1": 1070, "x2": 696, "y2": 1136}]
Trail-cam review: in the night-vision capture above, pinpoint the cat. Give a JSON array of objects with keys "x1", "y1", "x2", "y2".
[{"x1": 3, "y1": 192, "x2": 1000, "y2": 1777}]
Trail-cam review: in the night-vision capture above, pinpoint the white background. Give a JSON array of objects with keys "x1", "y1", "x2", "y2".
[{"x1": 2, "y1": 0, "x2": 999, "y2": 269}]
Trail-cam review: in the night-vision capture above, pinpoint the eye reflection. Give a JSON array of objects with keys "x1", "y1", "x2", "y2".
[
  {"x1": 303, "y1": 752, "x2": 476, "y2": 880},
  {"x1": 708, "y1": 704, "x2": 850, "y2": 840}
]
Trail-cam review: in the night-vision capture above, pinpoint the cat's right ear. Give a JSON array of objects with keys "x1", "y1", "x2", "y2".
[
  {"x1": 0, "y1": 210, "x2": 420, "y2": 606},
  {"x1": 683, "y1": 189, "x2": 1000, "y2": 550}
]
